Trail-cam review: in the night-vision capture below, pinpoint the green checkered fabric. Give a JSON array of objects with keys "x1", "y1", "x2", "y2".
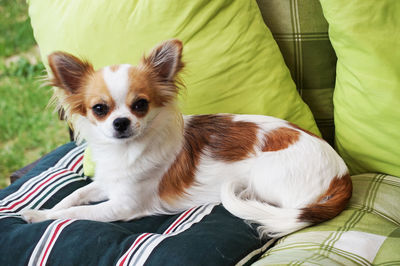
[
  {"x1": 256, "y1": 0, "x2": 336, "y2": 145},
  {"x1": 253, "y1": 173, "x2": 400, "y2": 265}
]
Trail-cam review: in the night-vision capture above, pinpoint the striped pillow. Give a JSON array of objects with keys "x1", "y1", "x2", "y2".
[{"x1": 0, "y1": 143, "x2": 272, "y2": 265}]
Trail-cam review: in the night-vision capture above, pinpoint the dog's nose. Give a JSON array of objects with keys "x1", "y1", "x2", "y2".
[{"x1": 113, "y1": 118, "x2": 131, "y2": 132}]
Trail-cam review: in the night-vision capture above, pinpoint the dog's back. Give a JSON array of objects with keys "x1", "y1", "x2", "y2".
[{"x1": 158, "y1": 113, "x2": 352, "y2": 237}]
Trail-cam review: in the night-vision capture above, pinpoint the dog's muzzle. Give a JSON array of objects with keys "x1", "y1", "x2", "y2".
[{"x1": 113, "y1": 118, "x2": 133, "y2": 139}]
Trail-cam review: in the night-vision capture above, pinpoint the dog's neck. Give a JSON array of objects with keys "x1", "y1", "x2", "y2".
[{"x1": 76, "y1": 104, "x2": 185, "y2": 180}]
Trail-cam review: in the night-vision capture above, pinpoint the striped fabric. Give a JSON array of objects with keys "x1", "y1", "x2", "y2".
[
  {"x1": 0, "y1": 142, "x2": 269, "y2": 266},
  {"x1": 256, "y1": 0, "x2": 337, "y2": 145},
  {"x1": 254, "y1": 173, "x2": 400, "y2": 265},
  {"x1": 117, "y1": 205, "x2": 215, "y2": 266},
  {"x1": 0, "y1": 144, "x2": 86, "y2": 215},
  {"x1": 28, "y1": 219, "x2": 75, "y2": 266}
]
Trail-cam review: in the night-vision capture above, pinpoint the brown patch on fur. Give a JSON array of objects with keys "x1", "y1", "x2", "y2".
[
  {"x1": 84, "y1": 70, "x2": 116, "y2": 121},
  {"x1": 159, "y1": 115, "x2": 259, "y2": 203},
  {"x1": 207, "y1": 117, "x2": 259, "y2": 162},
  {"x1": 288, "y1": 122, "x2": 322, "y2": 140},
  {"x1": 48, "y1": 52, "x2": 94, "y2": 116},
  {"x1": 299, "y1": 173, "x2": 352, "y2": 224},
  {"x1": 127, "y1": 68, "x2": 159, "y2": 108},
  {"x1": 125, "y1": 65, "x2": 181, "y2": 112},
  {"x1": 158, "y1": 141, "x2": 199, "y2": 204},
  {"x1": 262, "y1": 127, "x2": 300, "y2": 152}
]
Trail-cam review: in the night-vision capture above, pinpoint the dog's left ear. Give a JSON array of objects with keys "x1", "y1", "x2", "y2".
[{"x1": 142, "y1": 39, "x2": 184, "y2": 81}]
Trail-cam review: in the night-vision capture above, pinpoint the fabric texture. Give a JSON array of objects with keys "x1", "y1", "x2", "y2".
[
  {"x1": 28, "y1": 0, "x2": 319, "y2": 135},
  {"x1": 254, "y1": 173, "x2": 400, "y2": 265},
  {"x1": 319, "y1": 0, "x2": 400, "y2": 176},
  {"x1": 256, "y1": 0, "x2": 336, "y2": 145},
  {"x1": 0, "y1": 143, "x2": 272, "y2": 266}
]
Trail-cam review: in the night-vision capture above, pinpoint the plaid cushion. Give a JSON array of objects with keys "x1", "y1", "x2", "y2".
[
  {"x1": 256, "y1": 0, "x2": 336, "y2": 145},
  {"x1": 253, "y1": 173, "x2": 400, "y2": 265}
]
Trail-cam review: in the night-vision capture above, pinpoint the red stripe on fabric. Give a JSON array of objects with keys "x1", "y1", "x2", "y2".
[
  {"x1": 70, "y1": 156, "x2": 83, "y2": 171},
  {"x1": 164, "y1": 207, "x2": 195, "y2": 235},
  {"x1": 40, "y1": 219, "x2": 71, "y2": 266},
  {"x1": 0, "y1": 170, "x2": 68, "y2": 212},
  {"x1": 119, "y1": 233, "x2": 151, "y2": 266}
]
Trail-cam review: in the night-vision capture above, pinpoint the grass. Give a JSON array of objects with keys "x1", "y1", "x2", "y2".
[
  {"x1": 0, "y1": 0, "x2": 36, "y2": 57},
  {"x1": 0, "y1": 1, "x2": 69, "y2": 188}
]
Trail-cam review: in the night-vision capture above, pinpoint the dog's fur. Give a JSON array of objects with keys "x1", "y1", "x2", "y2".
[{"x1": 22, "y1": 39, "x2": 352, "y2": 237}]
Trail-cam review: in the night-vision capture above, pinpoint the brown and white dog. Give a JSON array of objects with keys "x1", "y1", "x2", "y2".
[{"x1": 22, "y1": 39, "x2": 352, "y2": 237}]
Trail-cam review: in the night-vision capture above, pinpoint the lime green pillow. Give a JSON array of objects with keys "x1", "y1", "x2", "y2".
[
  {"x1": 28, "y1": 0, "x2": 319, "y2": 176},
  {"x1": 320, "y1": 1, "x2": 400, "y2": 177}
]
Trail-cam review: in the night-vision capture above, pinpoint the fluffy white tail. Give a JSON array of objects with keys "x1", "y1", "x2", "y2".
[{"x1": 220, "y1": 180, "x2": 310, "y2": 238}]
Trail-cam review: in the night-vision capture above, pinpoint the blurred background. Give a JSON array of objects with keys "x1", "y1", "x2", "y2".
[{"x1": 0, "y1": 0, "x2": 69, "y2": 188}]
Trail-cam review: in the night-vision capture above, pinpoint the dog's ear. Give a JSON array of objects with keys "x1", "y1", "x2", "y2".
[
  {"x1": 48, "y1": 52, "x2": 93, "y2": 94},
  {"x1": 142, "y1": 39, "x2": 184, "y2": 81}
]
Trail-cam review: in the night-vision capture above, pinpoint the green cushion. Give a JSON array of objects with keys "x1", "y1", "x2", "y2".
[
  {"x1": 254, "y1": 173, "x2": 400, "y2": 265},
  {"x1": 28, "y1": 0, "x2": 318, "y2": 134},
  {"x1": 257, "y1": 0, "x2": 336, "y2": 145},
  {"x1": 319, "y1": 0, "x2": 400, "y2": 176}
]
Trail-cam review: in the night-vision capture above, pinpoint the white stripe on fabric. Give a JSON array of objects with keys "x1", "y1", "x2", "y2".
[
  {"x1": 116, "y1": 233, "x2": 153, "y2": 266},
  {"x1": 56, "y1": 144, "x2": 86, "y2": 167},
  {"x1": 124, "y1": 207, "x2": 200, "y2": 265},
  {"x1": 2, "y1": 144, "x2": 85, "y2": 204},
  {"x1": 28, "y1": 219, "x2": 75, "y2": 266},
  {"x1": 0, "y1": 145, "x2": 86, "y2": 213},
  {"x1": 0, "y1": 157, "x2": 84, "y2": 213},
  {"x1": 128, "y1": 204, "x2": 216, "y2": 266},
  {"x1": 162, "y1": 206, "x2": 199, "y2": 234},
  {"x1": 167, "y1": 205, "x2": 209, "y2": 234},
  {"x1": 7, "y1": 169, "x2": 75, "y2": 212},
  {"x1": 26, "y1": 174, "x2": 87, "y2": 211},
  {"x1": 289, "y1": 0, "x2": 303, "y2": 95},
  {"x1": 0, "y1": 144, "x2": 86, "y2": 205},
  {"x1": 116, "y1": 206, "x2": 206, "y2": 266},
  {"x1": 333, "y1": 231, "x2": 386, "y2": 263},
  {"x1": 116, "y1": 204, "x2": 216, "y2": 266}
]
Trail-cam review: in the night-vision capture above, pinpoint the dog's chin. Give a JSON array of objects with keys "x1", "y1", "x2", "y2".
[
  {"x1": 94, "y1": 132, "x2": 137, "y2": 144},
  {"x1": 114, "y1": 132, "x2": 134, "y2": 139},
  {"x1": 91, "y1": 127, "x2": 145, "y2": 144},
  {"x1": 112, "y1": 132, "x2": 136, "y2": 142}
]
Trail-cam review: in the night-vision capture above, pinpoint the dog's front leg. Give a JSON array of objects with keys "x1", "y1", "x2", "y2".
[
  {"x1": 51, "y1": 182, "x2": 107, "y2": 211},
  {"x1": 22, "y1": 199, "x2": 144, "y2": 223}
]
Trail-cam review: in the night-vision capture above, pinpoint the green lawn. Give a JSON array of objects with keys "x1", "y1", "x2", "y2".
[{"x1": 0, "y1": 1, "x2": 69, "y2": 188}]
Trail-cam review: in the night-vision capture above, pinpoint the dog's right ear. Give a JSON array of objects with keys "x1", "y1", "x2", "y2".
[{"x1": 48, "y1": 52, "x2": 93, "y2": 94}]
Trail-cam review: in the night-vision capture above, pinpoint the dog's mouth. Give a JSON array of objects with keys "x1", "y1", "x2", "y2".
[{"x1": 113, "y1": 131, "x2": 134, "y2": 139}]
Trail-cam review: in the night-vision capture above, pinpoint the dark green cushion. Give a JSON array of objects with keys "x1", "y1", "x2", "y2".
[{"x1": 0, "y1": 143, "x2": 272, "y2": 265}]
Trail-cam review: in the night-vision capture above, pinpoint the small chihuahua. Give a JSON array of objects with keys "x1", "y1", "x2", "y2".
[{"x1": 23, "y1": 40, "x2": 352, "y2": 237}]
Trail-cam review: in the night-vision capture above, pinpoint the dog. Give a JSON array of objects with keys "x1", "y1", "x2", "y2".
[{"x1": 22, "y1": 39, "x2": 352, "y2": 237}]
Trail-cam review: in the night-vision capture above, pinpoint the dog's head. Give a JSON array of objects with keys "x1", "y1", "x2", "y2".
[{"x1": 48, "y1": 39, "x2": 184, "y2": 142}]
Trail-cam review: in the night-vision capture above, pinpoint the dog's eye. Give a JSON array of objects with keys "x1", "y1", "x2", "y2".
[
  {"x1": 131, "y1": 99, "x2": 149, "y2": 113},
  {"x1": 92, "y1": 104, "x2": 109, "y2": 116}
]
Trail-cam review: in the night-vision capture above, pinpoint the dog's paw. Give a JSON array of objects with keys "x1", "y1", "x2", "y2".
[{"x1": 21, "y1": 209, "x2": 50, "y2": 223}]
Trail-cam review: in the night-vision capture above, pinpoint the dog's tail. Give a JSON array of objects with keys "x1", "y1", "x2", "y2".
[{"x1": 220, "y1": 173, "x2": 352, "y2": 238}]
